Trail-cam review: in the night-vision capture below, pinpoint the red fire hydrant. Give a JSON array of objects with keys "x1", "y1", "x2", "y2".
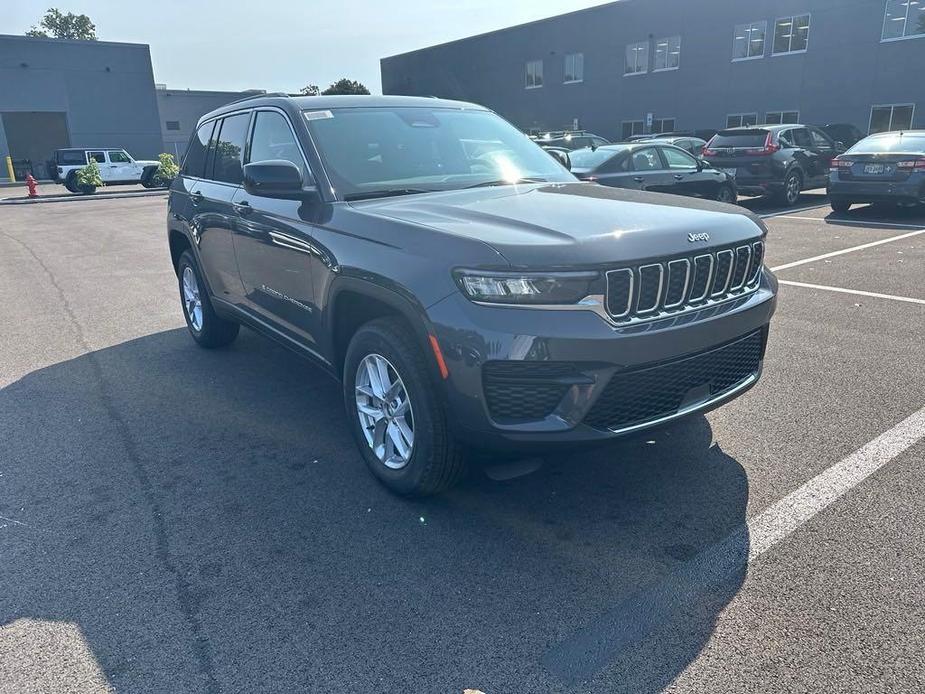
[{"x1": 25, "y1": 174, "x2": 38, "y2": 198}]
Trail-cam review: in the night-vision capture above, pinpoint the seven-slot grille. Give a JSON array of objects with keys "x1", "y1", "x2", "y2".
[{"x1": 605, "y1": 241, "x2": 764, "y2": 322}]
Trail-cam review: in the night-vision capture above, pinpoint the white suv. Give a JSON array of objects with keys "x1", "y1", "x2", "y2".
[{"x1": 49, "y1": 148, "x2": 161, "y2": 192}]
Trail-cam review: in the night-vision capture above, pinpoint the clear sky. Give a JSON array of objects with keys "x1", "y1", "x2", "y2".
[{"x1": 7, "y1": 1, "x2": 612, "y2": 94}]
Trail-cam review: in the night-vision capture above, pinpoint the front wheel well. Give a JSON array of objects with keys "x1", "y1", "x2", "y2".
[
  {"x1": 169, "y1": 230, "x2": 192, "y2": 274},
  {"x1": 331, "y1": 290, "x2": 419, "y2": 375}
]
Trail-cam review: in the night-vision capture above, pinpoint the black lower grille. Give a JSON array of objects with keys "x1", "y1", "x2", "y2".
[
  {"x1": 583, "y1": 331, "x2": 765, "y2": 431},
  {"x1": 483, "y1": 362, "x2": 576, "y2": 421}
]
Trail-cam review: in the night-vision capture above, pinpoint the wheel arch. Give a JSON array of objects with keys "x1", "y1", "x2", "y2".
[{"x1": 168, "y1": 228, "x2": 193, "y2": 274}]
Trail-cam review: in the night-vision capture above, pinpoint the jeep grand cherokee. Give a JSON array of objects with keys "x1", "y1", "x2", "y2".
[{"x1": 167, "y1": 94, "x2": 777, "y2": 496}]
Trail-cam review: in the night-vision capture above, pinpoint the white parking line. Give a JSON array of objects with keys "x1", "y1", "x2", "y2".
[
  {"x1": 775, "y1": 216, "x2": 925, "y2": 230},
  {"x1": 544, "y1": 405, "x2": 925, "y2": 683},
  {"x1": 779, "y1": 280, "x2": 925, "y2": 306},
  {"x1": 770, "y1": 228, "x2": 925, "y2": 271},
  {"x1": 759, "y1": 203, "x2": 831, "y2": 219},
  {"x1": 748, "y1": 405, "x2": 925, "y2": 558}
]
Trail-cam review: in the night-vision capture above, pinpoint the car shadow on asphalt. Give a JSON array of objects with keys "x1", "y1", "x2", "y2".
[{"x1": 0, "y1": 327, "x2": 749, "y2": 693}]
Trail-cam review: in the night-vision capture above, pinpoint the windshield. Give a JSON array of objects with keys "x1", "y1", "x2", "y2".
[
  {"x1": 848, "y1": 134, "x2": 925, "y2": 154},
  {"x1": 569, "y1": 146, "x2": 626, "y2": 169},
  {"x1": 303, "y1": 107, "x2": 574, "y2": 199}
]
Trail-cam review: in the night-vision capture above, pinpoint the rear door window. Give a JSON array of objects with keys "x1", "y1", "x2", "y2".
[
  {"x1": 211, "y1": 113, "x2": 251, "y2": 185},
  {"x1": 182, "y1": 121, "x2": 214, "y2": 178},
  {"x1": 631, "y1": 147, "x2": 664, "y2": 171},
  {"x1": 88, "y1": 151, "x2": 107, "y2": 164}
]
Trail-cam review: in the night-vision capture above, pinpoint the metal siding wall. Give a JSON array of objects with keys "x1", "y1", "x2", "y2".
[{"x1": 381, "y1": 0, "x2": 925, "y2": 139}]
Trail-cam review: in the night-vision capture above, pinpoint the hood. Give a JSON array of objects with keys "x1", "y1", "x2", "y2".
[
  {"x1": 136, "y1": 160, "x2": 159, "y2": 167},
  {"x1": 353, "y1": 182, "x2": 766, "y2": 268}
]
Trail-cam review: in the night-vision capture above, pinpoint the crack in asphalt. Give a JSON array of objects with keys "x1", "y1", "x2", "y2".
[{"x1": 1, "y1": 230, "x2": 220, "y2": 693}]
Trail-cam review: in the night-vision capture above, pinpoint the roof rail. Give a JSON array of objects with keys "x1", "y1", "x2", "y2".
[{"x1": 224, "y1": 91, "x2": 290, "y2": 107}]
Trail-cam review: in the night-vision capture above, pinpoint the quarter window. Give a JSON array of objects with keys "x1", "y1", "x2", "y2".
[
  {"x1": 249, "y1": 111, "x2": 306, "y2": 178},
  {"x1": 654, "y1": 35, "x2": 681, "y2": 70},
  {"x1": 525, "y1": 60, "x2": 543, "y2": 89},
  {"x1": 564, "y1": 53, "x2": 584, "y2": 83},
  {"x1": 622, "y1": 121, "x2": 645, "y2": 139},
  {"x1": 625, "y1": 41, "x2": 649, "y2": 75},
  {"x1": 211, "y1": 113, "x2": 251, "y2": 185},
  {"x1": 773, "y1": 15, "x2": 811, "y2": 54},
  {"x1": 726, "y1": 113, "x2": 758, "y2": 128},
  {"x1": 766, "y1": 111, "x2": 800, "y2": 124},
  {"x1": 733, "y1": 21, "x2": 767, "y2": 60},
  {"x1": 183, "y1": 121, "x2": 214, "y2": 177},
  {"x1": 882, "y1": 0, "x2": 925, "y2": 40},
  {"x1": 869, "y1": 104, "x2": 915, "y2": 133}
]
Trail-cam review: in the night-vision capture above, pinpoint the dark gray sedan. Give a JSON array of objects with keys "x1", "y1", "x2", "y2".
[
  {"x1": 570, "y1": 143, "x2": 737, "y2": 204},
  {"x1": 828, "y1": 131, "x2": 925, "y2": 213}
]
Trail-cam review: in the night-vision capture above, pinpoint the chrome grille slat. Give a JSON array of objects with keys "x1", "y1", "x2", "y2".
[{"x1": 605, "y1": 241, "x2": 764, "y2": 325}]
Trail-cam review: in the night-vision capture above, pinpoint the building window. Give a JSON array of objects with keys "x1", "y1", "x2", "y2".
[
  {"x1": 564, "y1": 53, "x2": 584, "y2": 83},
  {"x1": 766, "y1": 111, "x2": 800, "y2": 124},
  {"x1": 773, "y1": 14, "x2": 811, "y2": 54},
  {"x1": 622, "y1": 121, "x2": 645, "y2": 139},
  {"x1": 869, "y1": 104, "x2": 915, "y2": 133},
  {"x1": 525, "y1": 60, "x2": 543, "y2": 89},
  {"x1": 733, "y1": 21, "x2": 767, "y2": 60},
  {"x1": 166, "y1": 120, "x2": 180, "y2": 131},
  {"x1": 726, "y1": 113, "x2": 758, "y2": 128},
  {"x1": 625, "y1": 41, "x2": 649, "y2": 75},
  {"x1": 654, "y1": 36, "x2": 681, "y2": 71},
  {"x1": 882, "y1": 0, "x2": 925, "y2": 40},
  {"x1": 652, "y1": 118, "x2": 676, "y2": 134}
]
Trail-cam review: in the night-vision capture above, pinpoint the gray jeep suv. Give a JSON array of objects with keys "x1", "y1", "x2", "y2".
[{"x1": 167, "y1": 94, "x2": 777, "y2": 495}]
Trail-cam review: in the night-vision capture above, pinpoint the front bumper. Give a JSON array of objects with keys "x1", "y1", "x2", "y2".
[{"x1": 428, "y1": 269, "x2": 777, "y2": 449}]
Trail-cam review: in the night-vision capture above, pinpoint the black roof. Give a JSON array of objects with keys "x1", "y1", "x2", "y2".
[{"x1": 199, "y1": 94, "x2": 486, "y2": 125}]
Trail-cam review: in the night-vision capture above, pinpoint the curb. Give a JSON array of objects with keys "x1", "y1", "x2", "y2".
[{"x1": 0, "y1": 190, "x2": 168, "y2": 206}]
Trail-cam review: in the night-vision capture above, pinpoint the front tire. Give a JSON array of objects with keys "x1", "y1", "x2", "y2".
[
  {"x1": 177, "y1": 250, "x2": 239, "y2": 348},
  {"x1": 715, "y1": 184, "x2": 736, "y2": 204},
  {"x1": 343, "y1": 318, "x2": 465, "y2": 496},
  {"x1": 830, "y1": 197, "x2": 852, "y2": 214}
]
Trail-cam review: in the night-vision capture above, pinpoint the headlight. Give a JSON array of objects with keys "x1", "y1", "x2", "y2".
[{"x1": 453, "y1": 269, "x2": 602, "y2": 305}]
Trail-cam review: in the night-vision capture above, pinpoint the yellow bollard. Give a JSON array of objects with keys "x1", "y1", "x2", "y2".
[{"x1": 4, "y1": 155, "x2": 14, "y2": 182}]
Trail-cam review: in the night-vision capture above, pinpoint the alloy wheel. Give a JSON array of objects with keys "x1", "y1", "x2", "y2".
[
  {"x1": 354, "y1": 353, "x2": 414, "y2": 470},
  {"x1": 182, "y1": 265, "x2": 203, "y2": 331},
  {"x1": 786, "y1": 175, "x2": 800, "y2": 204}
]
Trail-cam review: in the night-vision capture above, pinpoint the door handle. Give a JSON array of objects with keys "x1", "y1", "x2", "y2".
[
  {"x1": 233, "y1": 201, "x2": 253, "y2": 216},
  {"x1": 633, "y1": 176, "x2": 645, "y2": 183},
  {"x1": 190, "y1": 191, "x2": 203, "y2": 205},
  {"x1": 673, "y1": 174, "x2": 684, "y2": 180}
]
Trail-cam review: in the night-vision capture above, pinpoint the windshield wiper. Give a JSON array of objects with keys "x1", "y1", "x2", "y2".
[
  {"x1": 343, "y1": 188, "x2": 434, "y2": 201},
  {"x1": 464, "y1": 177, "x2": 548, "y2": 189}
]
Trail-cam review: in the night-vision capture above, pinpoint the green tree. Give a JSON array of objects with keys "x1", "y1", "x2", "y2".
[
  {"x1": 322, "y1": 78, "x2": 370, "y2": 95},
  {"x1": 300, "y1": 84, "x2": 321, "y2": 96},
  {"x1": 26, "y1": 8, "x2": 97, "y2": 40}
]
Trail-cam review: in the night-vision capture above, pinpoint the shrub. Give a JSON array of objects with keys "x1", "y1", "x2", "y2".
[
  {"x1": 75, "y1": 160, "x2": 103, "y2": 189},
  {"x1": 154, "y1": 153, "x2": 179, "y2": 185}
]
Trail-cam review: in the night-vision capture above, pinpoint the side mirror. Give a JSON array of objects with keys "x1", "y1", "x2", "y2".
[
  {"x1": 547, "y1": 149, "x2": 571, "y2": 170},
  {"x1": 243, "y1": 160, "x2": 313, "y2": 199}
]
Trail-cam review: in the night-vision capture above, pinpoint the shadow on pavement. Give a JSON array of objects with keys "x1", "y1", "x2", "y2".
[{"x1": 0, "y1": 327, "x2": 750, "y2": 693}]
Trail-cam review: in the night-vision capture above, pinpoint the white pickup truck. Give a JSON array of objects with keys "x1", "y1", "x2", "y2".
[{"x1": 48, "y1": 148, "x2": 162, "y2": 192}]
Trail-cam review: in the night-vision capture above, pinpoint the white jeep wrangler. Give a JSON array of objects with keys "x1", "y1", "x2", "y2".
[{"x1": 48, "y1": 148, "x2": 161, "y2": 192}]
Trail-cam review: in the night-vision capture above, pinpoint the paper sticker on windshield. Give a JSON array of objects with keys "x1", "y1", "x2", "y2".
[{"x1": 304, "y1": 110, "x2": 334, "y2": 121}]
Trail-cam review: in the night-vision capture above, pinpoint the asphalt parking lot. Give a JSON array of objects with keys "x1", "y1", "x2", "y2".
[{"x1": 1, "y1": 193, "x2": 923, "y2": 693}]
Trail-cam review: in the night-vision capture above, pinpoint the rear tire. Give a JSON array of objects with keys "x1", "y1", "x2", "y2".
[
  {"x1": 830, "y1": 198, "x2": 852, "y2": 214},
  {"x1": 343, "y1": 318, "x2": 466, "y2": 496},
  {"x1": 64, "y1": 172, "x2": 79, "y2": 193},
  {"x1": 776, "y1": 170, "x2": 803, "y2": 207},
  {"x1": 177, "y1": 250, "x2": 239, "y2": 348}
]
